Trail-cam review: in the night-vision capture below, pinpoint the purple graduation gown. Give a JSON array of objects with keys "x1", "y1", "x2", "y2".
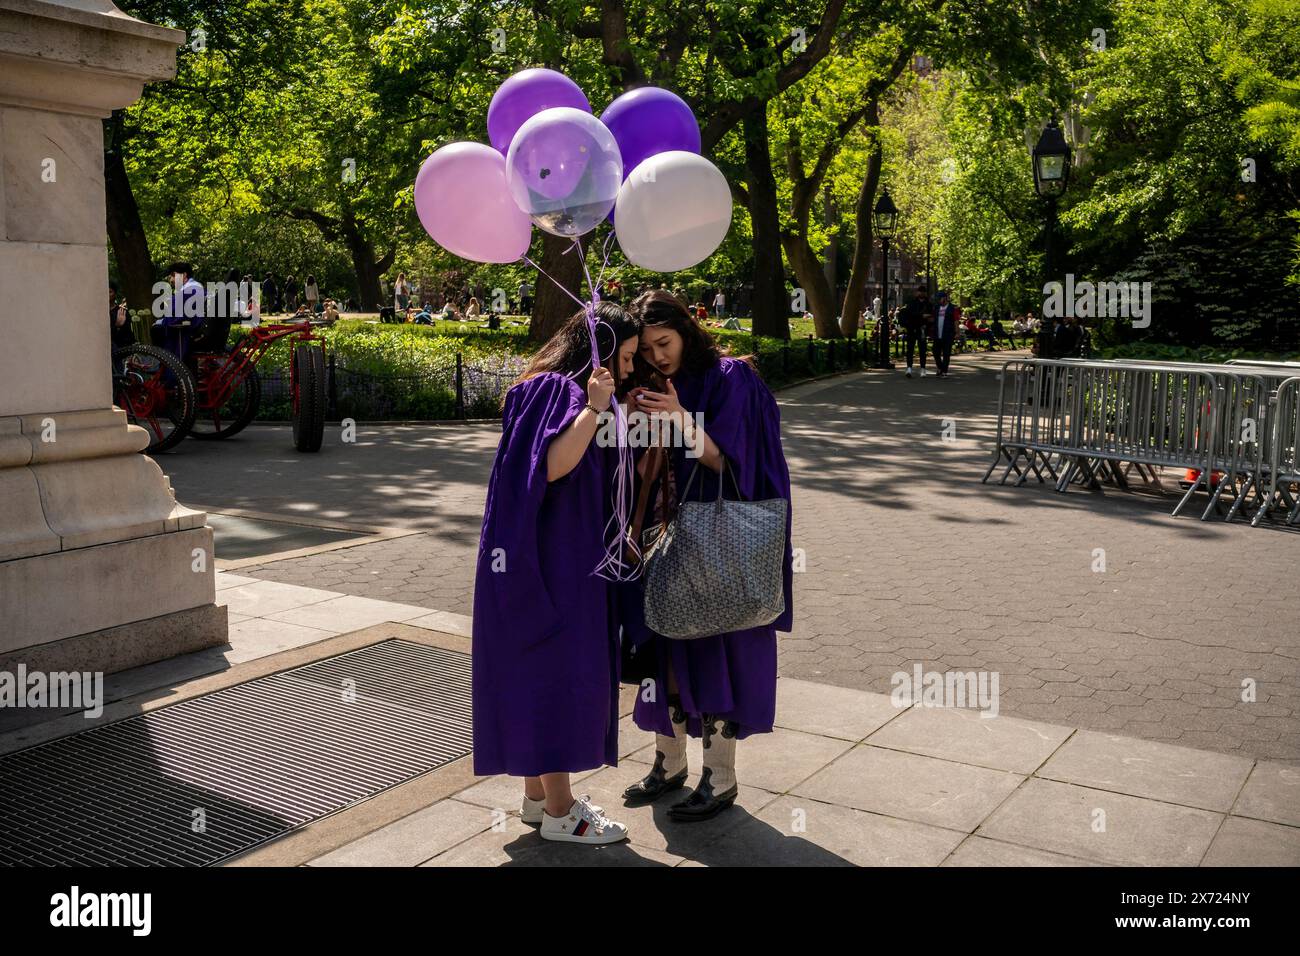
[
  {"x1": 624, "y1": 357, "x2": 793, "y2": 740},
  {"x1": 471, "y1": 372, "x2": 620, "y2": 776}
]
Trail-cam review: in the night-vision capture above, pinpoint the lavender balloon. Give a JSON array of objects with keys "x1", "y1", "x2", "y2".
[
  {"x1": 415, "y1": 142, "x2": 531, "y2": 263},
  {"x1": 487, "y1": 68, "x2": 591, "y2": 156},
  {"x1": 506, "y1": 107, "x2": 623, "y2": 238},
  {"x1": 600, "y1": 86, "x2": 701, "y2": 181}
]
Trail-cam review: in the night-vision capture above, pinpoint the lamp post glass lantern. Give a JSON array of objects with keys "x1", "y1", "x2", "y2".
[
  {"x1": 873, "y1": 189, "x2": 898, "y2": 368},
  {"x1": 1032, "y1": 117, "x2": 1072, "y2": 198},
  {"x1": 1032, "y1": 118, "x2": 1071, "y2": 358}
]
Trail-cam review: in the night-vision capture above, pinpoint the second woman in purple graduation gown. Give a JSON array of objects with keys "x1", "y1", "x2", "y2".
[
  {"x1": 619, "y1": 290, "x2": 793, "y2": 822},
  {"x1": 472, "y1": 303, "x2": 641, "y2": 846}
]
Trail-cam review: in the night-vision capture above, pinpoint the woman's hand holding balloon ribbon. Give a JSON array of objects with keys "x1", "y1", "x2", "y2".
[{"x1": 587, "y1": 366, "x2": 616, "y2": 410}]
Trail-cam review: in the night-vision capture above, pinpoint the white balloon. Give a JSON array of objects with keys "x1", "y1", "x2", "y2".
[{"x1": 614, "y1": 151, "x2": 732, "y2": 271}]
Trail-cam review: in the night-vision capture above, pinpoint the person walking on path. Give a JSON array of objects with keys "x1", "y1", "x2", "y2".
[
  {"x1": 931, "y1": 290, "x2": 959, "y2": 377},
  {"x1": 261, "y1": 272, "x2": 278, "y2": 314},
  {"x1": 304, "y1": 274, "x2": 320, "y2": 313},
  {"x1": 712, "y1": 288, "x2": 726, "y2": 319},
  {"x1": 898, "y1": 284, "x2": 931, "y2": 378}
]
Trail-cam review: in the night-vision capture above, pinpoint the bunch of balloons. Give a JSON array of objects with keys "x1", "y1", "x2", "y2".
[{"x1": 414, "y1": 68, "x2": 732, "y2": 273}]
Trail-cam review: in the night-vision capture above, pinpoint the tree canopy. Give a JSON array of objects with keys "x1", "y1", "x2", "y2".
[{"x1": 109, "y1": 0, "x2": 1299, "y2": 350}]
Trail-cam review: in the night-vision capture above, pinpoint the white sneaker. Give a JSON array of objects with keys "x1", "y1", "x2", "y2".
[
  {"x1": 539, "y1": 797, "x2": 628, "y2": 844},
  {"x1": 919, "y1": 367, "x2": 926, "y2": 377},
  {"x1": 521, "y1": 793, "x2": 603, "y2": 825},
  {"x1": 905, "y1": 366, "x2": 913, "y2": 378}
]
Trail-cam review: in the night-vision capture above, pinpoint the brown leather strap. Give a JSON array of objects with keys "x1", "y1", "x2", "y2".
[
  {"x1": 626, "y1": 446, "x2": 671, "y2": 566},
  {"x1": 626, "y1": 446, "x2": 660, "y2": 565}
]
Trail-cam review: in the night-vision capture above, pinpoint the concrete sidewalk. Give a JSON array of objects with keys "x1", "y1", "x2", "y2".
[
  {"x1": 212, "y1": 575, "x2": 1296, "y2": 867},
  {"x1": 5, "y1": 573, "x2": 1294, "y2": 866},
  {"x1": 306, "y1": 667, "x2": 1300, "y2": 868}
]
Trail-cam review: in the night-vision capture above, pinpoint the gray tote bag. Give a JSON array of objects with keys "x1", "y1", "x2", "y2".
[{"x1": 642, "y1": 459, "x2": 787, "y2": 639}]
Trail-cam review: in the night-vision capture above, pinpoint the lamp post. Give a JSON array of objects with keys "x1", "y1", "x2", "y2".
[
  {"x1": 1031, "y1": 117, "x2": 1072, "y2": 357},
  {"x1": 925, "y1": 232, "x2": 933, "y2": 299},
  {"x1": 872, "y1": 188, "x2": 898, "y2": 369}
]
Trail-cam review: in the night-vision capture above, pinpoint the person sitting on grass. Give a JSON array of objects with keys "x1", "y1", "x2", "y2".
[{"x1": 321, "y1": 299, "x2": 340, "y2": 325}]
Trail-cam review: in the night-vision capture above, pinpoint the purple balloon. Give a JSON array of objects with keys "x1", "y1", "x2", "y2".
[
  {"x1": 600, "y1": 87, "x2": 701, "y2": 181},
  {"x1": 506, "y1": 108, "x2": 622, "y2": 238},
  {"x1": 508, "y1": 109, "x2": 592, "y2": 201},
  {"x1": 487, "y1": 68, "x2": 591, "y2": 155}
]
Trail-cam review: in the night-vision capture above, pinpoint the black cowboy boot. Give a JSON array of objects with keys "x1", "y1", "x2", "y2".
[
  {"x1": 622, "y1": 696, "x2": 689, "y2": 806},
  {"x1": 667, "y1": 715, "x2": 738, "y2": 822}
]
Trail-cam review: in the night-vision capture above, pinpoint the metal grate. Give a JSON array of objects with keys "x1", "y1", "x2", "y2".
[{"x1": 0, "y1": 639, "x2": 472, "y2": 866}]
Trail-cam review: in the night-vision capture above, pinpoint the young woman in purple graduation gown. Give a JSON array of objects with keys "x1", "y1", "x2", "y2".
[
  {"x1": 472, "y1": 302, "x2": 641, "y2": 845},
  {"x1": 619, "y1": 290, "x2": 794, "y2": 821}
]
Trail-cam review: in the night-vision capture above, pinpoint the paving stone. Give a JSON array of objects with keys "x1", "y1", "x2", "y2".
[
  {"x1": 866, "y1": 705, "x2": 1072, "y2": 774},
  {"x1": 1201, "y1": 816, "x2": 1300, "y2": 866},
  {"x1": 977, "y1": 778, "x2": 1222, "y2": 866},
  {"x1": 1037, "y1": 731, "x2": 1253, "y2": 811},
  {"x1": 941, "y1": 835, "x2": 1108, "y2": 867},
  {"x1": 1232, "y1": 761, "x2": 1300, "y2": 828},
  {"x1": 309, "y1": 799, "x2": 490, "y2": 866},
  {"x1": 792, "y1": 744, "x2": 1025, "y2": 832}
]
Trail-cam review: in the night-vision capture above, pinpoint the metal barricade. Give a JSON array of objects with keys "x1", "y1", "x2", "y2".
[
  {"x1": 984, "y1": 357, "x2": 1300, "y2": 523},
  {"x1": 1252, "y1": 375, "x2": 1300, "y2": 527},
  {"x1": 984, "y1": 359, "x2": 1221, "y2": 518},
  {"x1": 1086, "y1": 359, "x2": 1295, "y2": 520}
]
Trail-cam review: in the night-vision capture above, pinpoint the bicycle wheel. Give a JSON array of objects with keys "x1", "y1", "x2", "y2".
[
  {"x1": 191, "y1": 351, "x2": 261, "y2": 440},
  {"x1": 112, "y1": 344, "x2": 197, "y2": 453},
  {"x1": 291, "y1": 343, "x2": 326, "y2": 452}
]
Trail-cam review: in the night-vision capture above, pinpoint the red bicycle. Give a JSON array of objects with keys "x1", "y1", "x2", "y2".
[{"x1": 112, "y1": 318, "x2": 328, "y2": 454}]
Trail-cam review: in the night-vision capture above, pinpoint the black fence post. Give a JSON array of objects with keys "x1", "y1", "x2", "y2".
[
  {"x1": 828, "y1": 339, "x2": 836, "y2": 373},
  {"x1": 807, "y1": 334, "x2": 815, "y2": 370},
  {"x1": 327, "y1": 353, "x2": 338, "y2": 421},
  {"x1": 782, "y1": 343, "x2": 790, "y2": 376},
  {"x1": 455, "y1": 352, "x2": 465, "y2": 420}
]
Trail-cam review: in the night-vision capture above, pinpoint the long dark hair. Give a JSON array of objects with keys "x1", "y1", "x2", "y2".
[
  {"x1": 516, "y1": 301, "x2": 642, "y2": 394},
  {"x1": 630, "y1": 289, "x2": 754, "y2": 377}
]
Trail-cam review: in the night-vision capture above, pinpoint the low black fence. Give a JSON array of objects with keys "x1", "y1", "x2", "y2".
[
  {"x1": 257, "y1": 353, "x2": 521, "y2": 421},
  {"x1": 254, "y1": 339, "x2": 870, "y2": 422}
]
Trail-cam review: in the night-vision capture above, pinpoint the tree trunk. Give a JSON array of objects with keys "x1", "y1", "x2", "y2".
[
  {"x1": 781, "y1": 230, "x2": 840, "y2": 338},
  {"x1": 338, "y1": 220, "x2": 391, "y2": 311},
  {"x1": 823, "y1": 188, "x2": 839, "y2": 295},
  {"x1": 529, "y1": 232, "x2": 586, "y2": 343},
  {"x1": 103, "y1": 112, "x2": 156, "y2": 311},
  {"x1": 743, "y1": 108, "x2": 788, "y2": 339},
  {"x1": 839, "y1": 99, "x2": 883, "y2": 338}
]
